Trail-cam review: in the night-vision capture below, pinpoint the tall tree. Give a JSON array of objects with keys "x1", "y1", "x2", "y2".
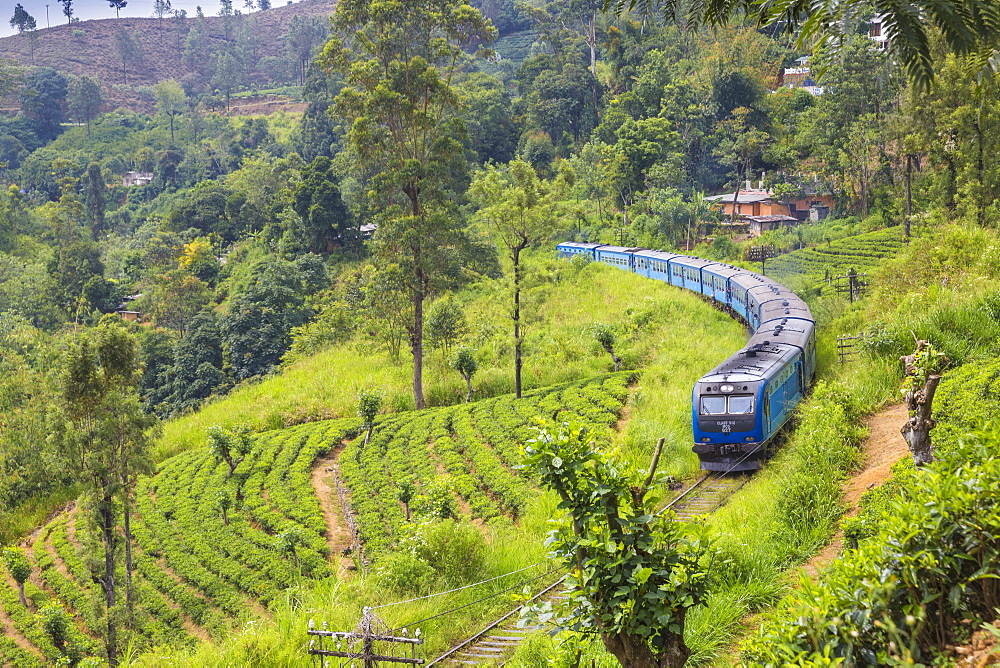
[
  {"x1": 108, "y1": 0, "x2": 127, "y2": 18},
  {"x1": 210, "y1": 50, "x2": 240, "y2": 112},
  {"x1": 153, "y1": 0, "x2": 171, "y2": 21},
  {"x1": 323, "y1": 0, "x2": 496, "y2": 409},
  {"x1": 9, "y1": 7, "x2": 37, "y2": 64},
  {"x1": 68, "y1": 76, "x2": 103, "y2": 137},
  {"x1": 712, "y1": 107, "x2": 770, "y2": 222},
  {"x1": 54, "y1": 322, "x2": 157, "y2": 667},
  {"x1": 9, "y1": 4, "x2": 33, "y2": 34},
  {"x1": 59, "y1": 0, "x2": 73, "y2": 23},
  {"x1": 82, "y1": 162, "x2": 105, "y2": 235},
  {"x1": 470, "y1": 159, "x2": 570, "y2": 397},
  {"x1": 292, "y1": 156, "x2": 353, "y2": 253},
  {"x1": 113, "y1": 28, "x2": 143, "y2": 85},
  {"x1": 20, "y1": 67, "x2": 69, "y2": 143},
  {"x1": 153, "y1": 79, "x2": 185, "y2": 144},
  {"x1": 285, "y1": 16, "x2": 327, "y2": 85}
]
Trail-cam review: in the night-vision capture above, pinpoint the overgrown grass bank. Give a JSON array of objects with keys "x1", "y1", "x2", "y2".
[{"x1": 156, "y1": 256, "x2": 746, "y2": 460}]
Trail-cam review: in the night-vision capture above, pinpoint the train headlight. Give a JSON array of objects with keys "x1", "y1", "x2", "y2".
[{"x1": 720, "y1": 384, "x2": 734, "y2": 393}]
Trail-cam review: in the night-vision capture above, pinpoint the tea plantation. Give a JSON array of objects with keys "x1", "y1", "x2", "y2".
[
  {"x1": 0, "y1": 372, "x2": 634, "y2": 663},
  {"x1": 765, "y1": 227, "x2": 906, "y2": 287}
]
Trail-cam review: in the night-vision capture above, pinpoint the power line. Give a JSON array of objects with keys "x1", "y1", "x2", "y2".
[
  {"x1": 369, "y1": 561, "x2": 546, "y2": 610},
  {"x1": 391, "y1": 568, "x2": 561, "y2": 633}
]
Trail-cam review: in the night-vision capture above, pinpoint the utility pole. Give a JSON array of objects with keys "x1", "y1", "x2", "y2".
[{"x1": 46, "y1": 4, "x2": 50, "y2": 27}]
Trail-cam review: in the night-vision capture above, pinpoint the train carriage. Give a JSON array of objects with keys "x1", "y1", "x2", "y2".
[
  {"x1": 595, "y1": 246, "x2": 643, "y2": 271},
  {"x1": 633, "y1": 249, "x2": 680, "y2": 281},
  {"x1": 702, "y1": 263, "x2": 751, "y2": 306},
  {"x1": 667, "y1": 256, "x2": 716, "y2": 293},
  {"x1": 556, "y1": 241, "x2": 604, "y2": 260}
]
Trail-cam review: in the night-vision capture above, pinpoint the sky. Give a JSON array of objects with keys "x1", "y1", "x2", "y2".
[{"x1": 1, "y1": 0, "x2": 295, "y2": 38}]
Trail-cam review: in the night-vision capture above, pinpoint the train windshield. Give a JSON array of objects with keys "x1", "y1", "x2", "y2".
[
  {"x1": 728, "y1": 395, "x2": 754, "y2": 414},
  {"x1": 701, "y1": 396, "x2": 727, "y2": 415}
]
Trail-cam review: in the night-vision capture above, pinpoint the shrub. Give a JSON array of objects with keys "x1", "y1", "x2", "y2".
[{"x1": 743, "y1": 427, "x2": 1000, "y2": 664}]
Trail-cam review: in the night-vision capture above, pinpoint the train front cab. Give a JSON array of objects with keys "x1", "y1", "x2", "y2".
[
  {"x1": 693, "y1": 340, "x2": 805, "y2": 472},
  {"x1": 692, "y1": 370, "x2": 767, "y2": 472}
]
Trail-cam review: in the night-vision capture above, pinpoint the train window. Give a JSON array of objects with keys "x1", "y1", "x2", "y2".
[
  {"x1": 700, "y1": 396, "x2": 726, "y2": 415},
  {"x1": 728, "y1": 395, "x2": 754, "y2": 414}
]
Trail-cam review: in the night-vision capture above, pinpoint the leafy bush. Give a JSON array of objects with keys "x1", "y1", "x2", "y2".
[{"x1": 744, "y1": 428, "x2": 1000, "y2": 665}]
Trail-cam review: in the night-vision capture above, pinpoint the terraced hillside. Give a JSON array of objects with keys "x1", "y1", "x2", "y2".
[
  {"x1": 0, "y1": 373, "x2": 633, "y2": 664},
  {"x1": 765, "y1": 227, "x2": 905, "y2": 288},
  {"x1": 342, "y1": 372, "x2": 635, "y2": 554}
]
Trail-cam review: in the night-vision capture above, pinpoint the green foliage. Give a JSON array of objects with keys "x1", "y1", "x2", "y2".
[
  {"x1": 425, "y1": 295, "x2": 467, "y2": 356},
  {"x1": 1, "y1": 547, "x2": 31, "y2": 608},
  {"x1": 290, "y1": 156, "x2": 353, "y2": 253},
  {"x1": 37, "y1": 604, "x2": 71, "y2": 653},
  {"x1": 450, "y1": 347, "x2": 478, "y2": 402},
  {"x1": 744, "y1": 428, "x2": 1000, "y2": 664},
  {"x1": 356, "y1": 390, "x2": 382, "y2": 434},
  {"x1": 206, "y1": 423, "x2": 253, "y2": 476},
  {"x1": 522, "y1": 421, "x2": 713, "y2": 665},
  {"x1": 220, "y1": 256, "x2": 320, "y2": 380}
]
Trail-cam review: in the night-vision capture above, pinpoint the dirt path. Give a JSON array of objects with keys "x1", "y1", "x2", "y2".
[
  {"x1": 0, "y1": 596, "x2": 44, "y2": 661},
  {"x1": 310, "y1": 446, "x2": 356, "y2": 578},
  {"x1": 802, "y1": 404, "x2": 910, "y2": 577},
  {"x1": 20, "y1": 518, "x2": 49, "y2": 596}
]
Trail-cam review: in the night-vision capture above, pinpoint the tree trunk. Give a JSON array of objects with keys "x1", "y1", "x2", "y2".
[
  {"x1": 99, "y1": 493, "x2": 118, "y2": 667},
  {"x1": 730, "y1": 176, "x2": 742, "y2": 224},
  {"x1": 600, "y1": 625, "x2": 689, "y2": 668},
  {"x1": 17, "y1": 582, "x2": 26, "y2": 607},
  {"x1": 975, "y1": 118, "x2": 985, "y2": 227},
  {"x1": 464, "y1": 374, "x2": 473, "y2": 403},
  {"x1": 901, "y1": 374, "x2": 941, "y2": 467},
  {"x1": 513, "y1": 243, "x2": 525, "y2": 399},
  {"x1": 406, "y1": 185, "x2": 426, "y2": 410},
  {"x1": 122, "y1": 468, "x2": 135, "y2": 618},
  {"x1": 904, "y1": 154, "x2": 913, "y2": 241}
]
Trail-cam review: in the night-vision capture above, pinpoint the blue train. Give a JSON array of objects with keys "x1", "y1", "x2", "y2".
[{"x1": 557, "y1": 242, "x2": 816, "y2": 472}]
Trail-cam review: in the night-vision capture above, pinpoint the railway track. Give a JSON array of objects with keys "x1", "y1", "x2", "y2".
[
  {"x1": 662, "y1": 471, "x2": 752, "y2": 521},
  {"x1": 426, "y1": 576, "x2": 566, "y2": 666},
  {"x1": 426, "y1": 471, "x2": 752, "y2": 666}
]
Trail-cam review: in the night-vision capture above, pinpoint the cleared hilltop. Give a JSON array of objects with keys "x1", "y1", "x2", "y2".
[{"x1": 0, "y1": 0, "x2": 336, "y2": 110}]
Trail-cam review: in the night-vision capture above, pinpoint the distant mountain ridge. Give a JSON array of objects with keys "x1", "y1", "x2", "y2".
[{"x1": 0, "y1": 0, "x2": 337, "y2": 111}]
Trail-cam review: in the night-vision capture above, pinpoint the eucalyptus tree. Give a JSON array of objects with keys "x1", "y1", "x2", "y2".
[
  {"x1": 153, "y1": 79, "x2": 185, "y2": 144},
  {"x1": 323, "y1": 0, "x2": 496, "y2": 409},
  {"x1": 53, "y1": 321, "x2": 157, "y2": 667},
  {"x1": 68, "y1": 76, "x2": 103, "y2": 138}
]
